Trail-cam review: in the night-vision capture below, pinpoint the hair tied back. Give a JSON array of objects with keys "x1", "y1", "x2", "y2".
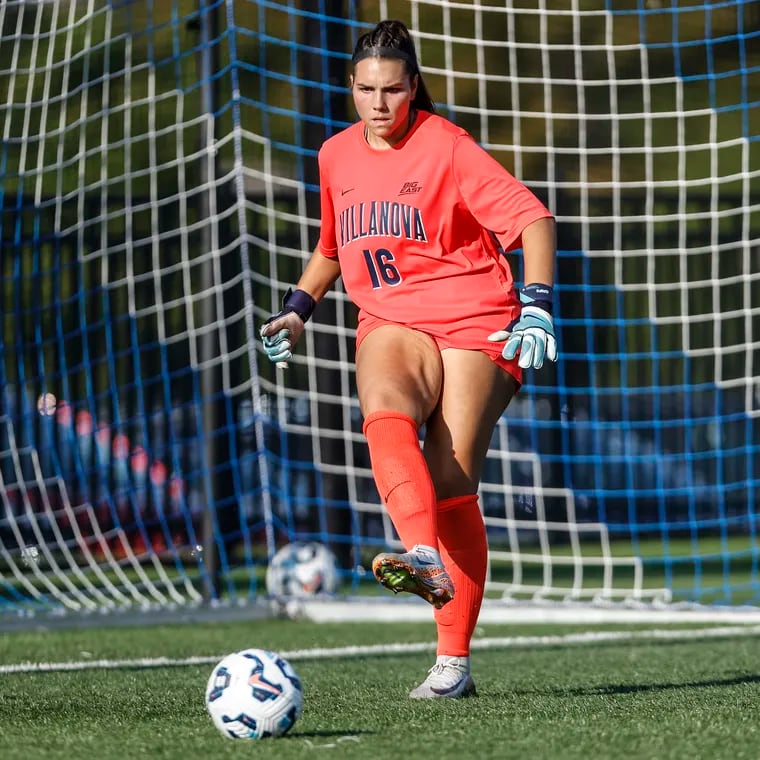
[{"x1": 352, "y1": 45, "x2": 416, "y2": 69}]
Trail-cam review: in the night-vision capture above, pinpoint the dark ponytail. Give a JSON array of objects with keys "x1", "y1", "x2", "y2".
[{"x1": 351, "y1": 19, "x2": 436, "y2": 114}]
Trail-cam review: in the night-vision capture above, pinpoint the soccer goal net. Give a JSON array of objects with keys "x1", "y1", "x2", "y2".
[{"x1": 0, "y1": 0, "x2": 758, "y2": 622}]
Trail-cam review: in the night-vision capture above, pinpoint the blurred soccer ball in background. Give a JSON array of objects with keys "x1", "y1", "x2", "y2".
[
  {"x1": 205, "y1": 648, "x2": 303, "y2": 739},
  {"x1": 265, "y1": 541, "x2": 339, "y2": 598}
]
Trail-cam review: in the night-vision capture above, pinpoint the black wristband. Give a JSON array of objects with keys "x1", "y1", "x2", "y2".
[
  {"x1": 282, "y1": 288, "x2": 316, "y2": 323},
  {"x1": 520, "y1": 283, "x2": 553, "y2": 315}
]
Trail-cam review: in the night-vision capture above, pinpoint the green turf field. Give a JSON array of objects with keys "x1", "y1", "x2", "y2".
[{"x1": 1, "y1": 616, "x2": 759, "y2": 759}]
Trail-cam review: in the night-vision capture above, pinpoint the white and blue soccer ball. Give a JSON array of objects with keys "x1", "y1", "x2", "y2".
[
  {"x1": 205, "y1": 648, "x2": 303, "y2": 739},
  {"x1": 265, "y1": 541, "x2": 339, "y2": 598}
]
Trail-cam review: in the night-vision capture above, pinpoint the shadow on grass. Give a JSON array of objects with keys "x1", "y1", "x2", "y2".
[
  {"x1": 562, "y1": 672, "x2": 760, "y2": 696},
  {"x1": 507, "y1": 672, "x2": 760, "y2": 698},
  {"x1": 288, "y1": 731, "x2": 373, "y2": 747}
]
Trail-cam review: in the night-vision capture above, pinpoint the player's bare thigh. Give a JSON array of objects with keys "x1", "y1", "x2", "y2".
[
  {"x1": 355, "y1": 324, "x2": 443, "y2": 428},
  {"x1": 424, "y1": 348, "x2": 519, "y2": 500}
]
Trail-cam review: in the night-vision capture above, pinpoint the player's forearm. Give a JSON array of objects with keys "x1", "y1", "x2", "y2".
[
  {"x1": 295, "y1": 246, "x2": 342, "y2": 302},
  {"x1": 520, "y1": 216, "x2": 556, "y2": 286}
]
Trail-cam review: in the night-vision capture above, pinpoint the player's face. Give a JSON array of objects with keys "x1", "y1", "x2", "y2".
[{"x1": 351, "y1": 57, "x2": 418, "y2": 149}]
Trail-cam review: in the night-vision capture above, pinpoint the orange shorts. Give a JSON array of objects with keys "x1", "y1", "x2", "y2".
[{"x1": 355, "y1": 311, "x2": 523, "y2": 386}]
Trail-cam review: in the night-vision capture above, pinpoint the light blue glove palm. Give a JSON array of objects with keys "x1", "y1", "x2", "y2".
[
  {"x1": 260, "y1": 288, "x2": 316, "y2": 366},
  {"x1": 488, "y1": 284, "x2": 558, "y2": 370},
  {"x1": 260, "y1": 323, "x2": 300, "y2": 364}
]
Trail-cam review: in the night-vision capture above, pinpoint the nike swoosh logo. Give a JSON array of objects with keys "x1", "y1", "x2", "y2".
[
  {"x1": 341, "y1": 187, "x2": 354, "y2": 196},
  {"x1": 431, "y1": 681, "x2": 467, "y2": 696}
]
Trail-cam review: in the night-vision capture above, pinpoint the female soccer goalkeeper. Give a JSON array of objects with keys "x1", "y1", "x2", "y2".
[{"x1": 261, "y1": 19, "x2": 557, "y2": 699}]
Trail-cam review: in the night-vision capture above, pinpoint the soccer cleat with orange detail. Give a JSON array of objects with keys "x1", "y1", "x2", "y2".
[{"x1": 371, "y1": 544, "x2": 454, "y2": 609}]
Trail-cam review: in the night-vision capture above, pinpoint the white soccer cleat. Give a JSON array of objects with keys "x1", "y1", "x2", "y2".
[
  {"x1": 409, "y1": 655, "x2": 476, "y2": 699},
  {"x1": 371, "y1": 544, "x2": 454, "y2": 609}
]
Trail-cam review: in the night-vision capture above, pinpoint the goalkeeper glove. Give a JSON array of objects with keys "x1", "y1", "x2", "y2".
[
  {"x1": 488, "y1": 283, "x2": 558, "y2": 370},
  {"x1": 260, "y1": 288, "x2": 316, "y2": 364}
]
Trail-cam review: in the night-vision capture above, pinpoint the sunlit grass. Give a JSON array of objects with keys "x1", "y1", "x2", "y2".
[{"x1": 1, "y1": 617, "x2": 759, "y2": 759}]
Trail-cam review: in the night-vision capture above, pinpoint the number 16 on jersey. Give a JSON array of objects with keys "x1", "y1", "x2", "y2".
[{"x1": 363, "y1": 248, "x2": 402, "y2": 289}]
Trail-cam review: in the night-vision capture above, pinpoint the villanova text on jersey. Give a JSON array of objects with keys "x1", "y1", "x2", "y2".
[{"x1": 339, "y1": 201, "x2": 428, "y2": 249}]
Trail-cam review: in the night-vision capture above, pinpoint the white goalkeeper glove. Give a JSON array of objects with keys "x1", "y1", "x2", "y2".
[
  {"x1": 260, "y1": 288, "x2": 316, "y2": 365},
  {"x1": 488, "y1": 283, "x2": 558, "y2": 370}
]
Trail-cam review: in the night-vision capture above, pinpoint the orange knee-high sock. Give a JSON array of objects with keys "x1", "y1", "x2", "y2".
[
  {"x1": 362, "y1": 410, "x2": 438, "y2": 550},
  {"x1": 434, "y1": 494, "x2": 487, "y2": 656}
]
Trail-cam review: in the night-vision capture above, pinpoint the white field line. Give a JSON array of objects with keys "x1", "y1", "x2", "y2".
[{"x1": 3, "y1": 624, "x2": 760, "y2": 674}]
